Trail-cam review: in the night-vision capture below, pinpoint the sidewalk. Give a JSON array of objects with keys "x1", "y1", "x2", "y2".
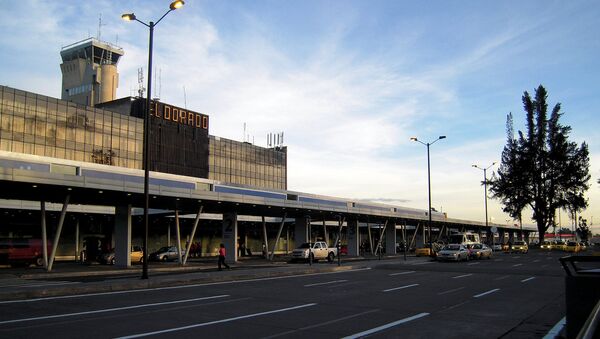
[{"x1": 0, "y1": 255, "x2": 409, "y2": 301}]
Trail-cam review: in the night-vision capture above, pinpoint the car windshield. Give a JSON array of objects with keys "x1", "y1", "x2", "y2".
[
  {"x1": 567, "y1": 242, "x2": 577, "y2": 246},
  {"x1": 514, "y1": 241, "x2": 526, "y2": 245},
  {"x1": 473, "y1": 244, "x2": 482, "y2": 249},
  {"x1": 444, "y1": 245, "x2": 461, "y2": 251},
  {"x1": 297, "y1": 243, "x2": 312, "y2": 249},
  {"x1": 157, "y1": 247, "x2": 170, "y2": 252}
]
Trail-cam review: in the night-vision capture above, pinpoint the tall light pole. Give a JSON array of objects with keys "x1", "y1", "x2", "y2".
[
  {"x1": 410, "y1": 136, "x2": 446, "y2": 248},
  {"x1": 122, "y1": 0, "x2": 185, "y2": 280},
  {"x1": 472, "y1": 162, "x2": 496, "y2": 228}
]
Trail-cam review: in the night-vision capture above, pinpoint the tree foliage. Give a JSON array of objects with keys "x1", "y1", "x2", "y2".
[{"x1": 489, "y1": 85, "x2": 590, "y2": 242}]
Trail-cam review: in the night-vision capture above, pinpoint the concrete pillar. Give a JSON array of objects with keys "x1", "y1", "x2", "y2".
[
  {"x1": 508, "y1": 230, "x2": 514, "y2": 244},
  {"x1": 347, "y1": 219, "x2": 359, "y2": 256},
  {"x1": 486, "y1": 229, "x2": 493, "y2": 245},
  {"x1": 223, "y1": 212, "x2": 238, "y2": 262},
  {"x1": 524, "y1": 232, "x2": 530, "y2": 243},
  {"x1": 115, "y1": 205, "x2": 132, "y2": 268},
  {"x1": 386, "y1": 223, "x2": 396, "y2": 255},
  {"x1": 295, "y1": 217, "x2": 308, "y2": 246},
  {"x1": 499, "y1": 231, "x2": 505, "y2": 244}
]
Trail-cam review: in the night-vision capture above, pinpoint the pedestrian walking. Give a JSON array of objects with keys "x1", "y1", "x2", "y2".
[{"x1": 218, "y1": 243, "x2": 230, "y2": 270}]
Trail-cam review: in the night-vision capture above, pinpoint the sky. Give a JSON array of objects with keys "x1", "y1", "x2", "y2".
[{"x1": 0, "y1": 0, "x2": 599, "y2": 234}]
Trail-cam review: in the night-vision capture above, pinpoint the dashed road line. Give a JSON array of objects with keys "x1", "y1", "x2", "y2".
[
  {"x1": 494, "y1": 275, "x2": 510, "y2": 281},
  {"x1": 474, "y1": 288, "x2": 500, "y2": 298},
  {"x1": 304, "y1": 280, "x2": 348, "y2": 287},
  {"x1": 117, "y1": 303, "x2": 317, "y2": 339},
  {"x1": 389, "y1": 271, "x2": 416, "y2": 276},
  {"x1": 341, "y1": 312, "x2": 430, "y2": 339},
  {"x1": 512, "y1": 264, "x2": 523, "y2": 267},
  {"x1": 411, "y1": 261, "x2": 436, "y2": 266},
  {"x1": 521, "y1": 277, "x2": 536, "y2": 283},
  {"x1": 452, "y1": 274, "x2": 473, "y2": 279},
  {"x1": 467, "y1": 262, "x2": 480, "y2": 266},
  {"x1": 0, "y1": 295, "x2": 230, "y2": 325},
  {"x1": 383, "y1": 284, "x2": 419, "y2": 293},
  {"x1": 438, "y1": 287, "x2": 465, "y2": 295}
]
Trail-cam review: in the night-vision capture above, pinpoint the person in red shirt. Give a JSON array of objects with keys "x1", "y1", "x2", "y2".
[{"x1": 218, "y1": 243, "x2": 230, "y2": 270}]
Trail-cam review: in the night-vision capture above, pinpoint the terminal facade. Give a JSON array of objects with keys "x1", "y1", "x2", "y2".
[{"x1": 0, "y1": 38, "x2": 529, "y2": 269}]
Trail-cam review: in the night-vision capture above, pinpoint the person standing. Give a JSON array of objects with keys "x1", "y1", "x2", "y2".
[{"x1": 218, "y1": 243, "x2": 230, "y2": 270}]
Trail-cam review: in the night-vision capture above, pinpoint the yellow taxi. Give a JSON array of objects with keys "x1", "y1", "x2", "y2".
[
  {"x1": 511, "y1": 240, "x2": 529, "y2": 254},
  {"x1": 551, "y1": 240, "x2": 566, "y2": 251},
  {"x1": 415, "y1": 247, "x2": 432, "y2": 257},
  {"x1": 540, "y1": 241, "x2": 552, "y2": 250},
  {"x1": 563, "y1": 241, "x2": 581, "y2": 253}
]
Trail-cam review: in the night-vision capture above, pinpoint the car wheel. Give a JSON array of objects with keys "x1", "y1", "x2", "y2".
[
  {"x1": 327, "y1": 252, "x2": 334, "y2": 262},
  {"x1": 35, "y1": 256, "x2": 44, "y2": 266},
  {"x1": 110, "y1": 258, "x2": 115, "y2": 265},
  {"x1": 162, "y1": 256, "x2": 168, "y2": 262}
]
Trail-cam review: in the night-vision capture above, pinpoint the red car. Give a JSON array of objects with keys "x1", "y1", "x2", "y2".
[{"x1": 0, "y1": 238, "x2": 51, "y2": 267}]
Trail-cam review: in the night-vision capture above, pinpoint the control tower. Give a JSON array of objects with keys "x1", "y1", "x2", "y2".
[{"x1": 60, "y1": 38, "x2": 124, "y2": 106}]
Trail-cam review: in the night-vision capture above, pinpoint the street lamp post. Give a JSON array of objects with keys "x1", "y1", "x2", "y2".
[
  {"x1": 410, "y1": 136, "x2": 446, "y2": 249},
  {"x1": 122, "y1": 0, "x2": 185, "y2": 280},
  {"x1": 472, "y1": 162, "x2": 496, "y2": 228}
]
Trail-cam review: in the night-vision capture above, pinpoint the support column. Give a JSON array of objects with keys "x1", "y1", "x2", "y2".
[
  {"x1": 270, "y1": 214, "x2": 286, "y2": 260},
  {"x1": 386, "y1": 222, "x2": 396, "y2": 255},
  {"x1": 524, "y1": 232, "x2": 530, "y2": 244},
  {"x1": 223, "y1": 212, "x2": 238, "y2": 262},
  {"x1": 486, "y1": 229, "x2": 493, "y2": 246},
  {"x1": 48, "y1": 194, "x2": 70, "y2": 272},
  {"x1": 347, "y1": 219, "x2": 359, "y2": 256},
  {"x1": 367, "y1": 222, "x2": 374, "y2": 255},
  {"x1": 41, "y1": 201, "x2": 48, "y2": 268},
  {"x1": 508, "y1": 230, "x2": 514, "y2": 244},
  {"x1": 115, "y1": 205, "x2": 132, "y2": 268},
  {"x1": 75, "y1": 219, "x2": 79, "y2": 262},
  {"x1": 323, "y1": 220, "x2": 329, "y2": 245},
  {"x1": 183, "y1": 205, "x2": 203, "y2": 265},
  {"x1": 262, "y1": 216, "x2": 269, "y2": 258},
  {"x1": 294, "y1": 217, "x2": 309, "y2": 246},
  {"x1": 175, "y1": 210, "x2": 182, "y2": 265}
]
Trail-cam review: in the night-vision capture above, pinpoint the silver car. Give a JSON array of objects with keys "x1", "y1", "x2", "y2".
[
  {"x1": 436, "y1": 244, "x2": 469, "y2": 262},
  {"x1": 471, "y1": 243, "x2": 492, "y2": 259}
]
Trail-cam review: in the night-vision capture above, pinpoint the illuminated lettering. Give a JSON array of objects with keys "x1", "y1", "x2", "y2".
[
  {"x1": 151, "y1": 102, "x2": 208, "y2": 130},
  {"x1": 173, "y1": 108, "x2": 179, "y2": 122},
  {"x1": 188, "y1": 112, "x2": 194, "y2": 126},
  {"x1": 203, "y1": 116, "x2": 208, "y2": 129},
  {"x1": 164, "y1": 106, "x2": 171, "y2": 119},
  {"x1": 180, "y1": 110, "x2": 187, "y2": 124}
]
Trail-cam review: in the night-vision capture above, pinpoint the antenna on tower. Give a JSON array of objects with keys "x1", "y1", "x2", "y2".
[
  {"x1": 183, "y1": 86, "x2": 187, "y2": 109},
  {"x1": 137, "y1": 68, "x2": 145, "y2": 98},
  {"x1": 152, "y1": 67, "x2": 162, "y2": 101},
  {"x1": 97, "y1": 13, "x2": 107, "y2": 41}
]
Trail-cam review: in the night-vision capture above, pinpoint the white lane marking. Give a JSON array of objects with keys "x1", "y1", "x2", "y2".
[
  {"x1": 533, "y1": 260, "x2": 541, "y2": 263},
  {"x1": 452, "y1": 274, "x2": 473, "y2": 279},
  {"x1": 542, "y1": 264, "x2": 549, "y2": 268},
  {"x1": 341, "y1": 312, "x2": 429, "y2": 339},
  {"x1": 0, "y1": 295, "x2": 229, "y2": 325},
  {"x1": 521, "y1": 277, "x2": 536, "y2": 283},
  {"x1": 411, "y1": 261, "x2": 435, "y2": 265},
  {"x1": 383, "y1": 284, "x2": 419, "y2": 293},
  {"x1": 304, "y1": 280, "x2": 348, "y2": 287},
  {"x1": 262, "y1": 309, "x2": 380, "y2": 339},
  {"x1": 389, "y1": 271, "x2": 416, "y2": 276},
  {"x1": 543, "y1": 316, "x2": 566, "y2": 339},
  {"x1": 512, "y1": 264, "x2": 523, "y2": 267},
  {"x1": 494, "y1": 259, "x2": 504, "y2": 262},
  {"x1": 438, "y1": 287, "x2": 465, "y2": 295},
  {"x1": 467, "y1": 262, "x2": 480, "y2": 266},
  {"x1": 116, "y1": 303, "x2": 317, "y2": 339},
  {"x1": 0, "y1": 281, "x2": 80, "y2": 288},
  {"x1": 494, "y1": 275, "x2": 510, "y2": 281},
  {"x1": 547, "y1": 257, "x2": 553, "y2": 260},
  {"x1": 474, "y1": 288, "x2": 500, "y2": 298},
  {"x1": 513, "y1": 256, "x2": 521, "y2": 259},
  {"x1": 0, "y1": 267, "x2": 372, "y2": 305}
]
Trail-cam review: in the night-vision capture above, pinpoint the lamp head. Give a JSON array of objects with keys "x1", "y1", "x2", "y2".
[
  {"x1": 121, "y1": 13, "x2": 136, "y2": 21},
  {"x1": 170, "y1": 0, "x2": 185, "y2": 10},
  {"x1": 410, "y1": 137, "x2": 418, "y2": 142},
  {"x1": 439, "y1": 135, "x2": 446, "y2": 140},
  {"x1": 472, "y1": 164, "x2": 477, "y2": 168}
]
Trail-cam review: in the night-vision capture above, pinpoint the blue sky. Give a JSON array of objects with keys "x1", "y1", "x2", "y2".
[{"x1": 0, "y1": 0, "x2": 598, "y2": 232}]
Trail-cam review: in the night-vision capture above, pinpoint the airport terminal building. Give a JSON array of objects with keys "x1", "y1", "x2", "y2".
[{"x1": 0, "y1": 38, "x2": 529, "y2": 269}]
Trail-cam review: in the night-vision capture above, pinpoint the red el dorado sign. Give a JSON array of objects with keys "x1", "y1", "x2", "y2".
[{"x1": 151, "y1": 101, "x2": 209, "y2": 130}]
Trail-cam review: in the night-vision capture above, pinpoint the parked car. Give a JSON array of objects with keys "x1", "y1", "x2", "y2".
[
  {"x1": 101, "y1": 246, "x2": 144, "y2": 265},
  {"x1": 149, "y1": 246, "x2": 185, "y2": 262},
  {"x1": 436, "y1": 244, "x2": 469, "y2": 262},
  {"x1": 540, "y1": 241, "x2": 552, "y2": 250},
  {"x1": 471, "y1": 243, "x2": 492, "y2": 259},
  {"x1": 551, "y1": 240, "x2": 566, "y2": 251},
  {"x1": 511, "y1": 240, "x2": 529, "y2": 254},
  {"x1": 291, "y1": 242, "x2": 337, "y2": 262},
  {"x1": 0, "y1": 238, "x2": 50, "y2": 267},
  {"x1": 564, "y1": 241, "x2": 581, "y2": 253},
  {"x1": 492, "y1": 243, "x2": 503, "y2": 252}
]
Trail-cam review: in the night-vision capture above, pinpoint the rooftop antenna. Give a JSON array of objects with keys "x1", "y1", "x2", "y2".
[
  {"x1": 137, "y1": 68, "x2": 145, "y2": 98},
  {"x1": 183, "y1": 86, "x2": 187, "y2": 109},
  {"x1": 243, "y1": 123, "x2": 247, "y2": 142},
  {"x1": 97, "y1": 13, "x2": 107, "y2": 41},
  {"x1": 152, "y1": 67, "x2": 161, "y2": 101}
]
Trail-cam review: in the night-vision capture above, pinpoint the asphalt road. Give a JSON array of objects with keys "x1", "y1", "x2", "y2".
[{"x1": 0, "y1": 250, "x2": 567, "y2": 338}]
